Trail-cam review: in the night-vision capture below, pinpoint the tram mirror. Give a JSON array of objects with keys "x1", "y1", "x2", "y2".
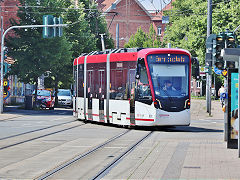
[
  {"x1": 135, "y1": 65, "x2": 141, "y2": 79},
  {"x1": 136, "y1": 58, "x2": 144, "y2": 79},
  {"x1": 136, "y1": 63, "x2": 141, "y2": 79},
  {"x1": 138, "y1": 57, "x2": 144, "y2": 63}
]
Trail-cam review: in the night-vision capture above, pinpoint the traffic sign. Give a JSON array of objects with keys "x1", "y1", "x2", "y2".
[
  {"x1": 222, "y1": 69, "x2": 228, "y2": 77},
  {"x1": 214, "y1": 67, "x2": 222, "y2": 75}
]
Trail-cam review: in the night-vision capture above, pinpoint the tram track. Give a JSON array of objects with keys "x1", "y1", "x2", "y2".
[
  {"x1": 0, "y1": 120, "x2": 77, "y2": 141},
  {"x1": 0, "y1": 121, "x2": 85, "y2": 151},
  {"x1": 36, "y1": 130, "x2": 153, "y2": 180},
  {"x1": 91, "y1": 131, "x2": 153, "y2": 180}
]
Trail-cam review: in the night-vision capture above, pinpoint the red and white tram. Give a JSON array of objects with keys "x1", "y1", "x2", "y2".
[{"x1": 73, "y1": 48, "x2": 192, "y2": 126}]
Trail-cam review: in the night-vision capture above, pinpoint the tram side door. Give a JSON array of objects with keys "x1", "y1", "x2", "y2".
[
  {"x1": 87, "y1": 70, "x2": 94, "y2": 120},
  {"x1": 99, "y1": 70, "x2": 105, "y2": 122},
  {"x1": 73, "y1": 66, "x2": 77, "y2": 117},
  {"x1": 129, "y1": 69, "x2": 136, "y2": 125}
]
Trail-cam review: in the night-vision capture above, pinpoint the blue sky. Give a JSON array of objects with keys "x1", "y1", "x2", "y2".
[{"x1": 139, "y1": 0, "x2": 172, "y2": 12}]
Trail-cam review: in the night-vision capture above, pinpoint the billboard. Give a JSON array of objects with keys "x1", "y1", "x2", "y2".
[{"x1": 227, "y1": 69, "x2": 238, "y2": 149}]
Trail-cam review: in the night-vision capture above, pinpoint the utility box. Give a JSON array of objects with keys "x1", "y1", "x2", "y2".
[{"x1": 25, "y1": 95, "x2": 33, "y2": 110}]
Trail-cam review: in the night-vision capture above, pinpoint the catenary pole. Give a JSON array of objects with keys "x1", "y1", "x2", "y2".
[
  {"x1": 0, "y1": 24, "x2": 67, "y2": 113},
  {"x1": 206, "y1": 0, "x2": 212, "y2": 115}
]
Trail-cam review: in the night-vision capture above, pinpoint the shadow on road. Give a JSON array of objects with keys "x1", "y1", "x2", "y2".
[
  {"x1": 162, "y1": 126, "x2": 223, "y2": 133},
  {"x1": 84, "y1": 121, "x2": 223, "y2": 133},
  {"x1": 3, "y1": 106, "x2": 73, "y2": 116},
  {"x1": 4, "y1": 105, "x2": 223, "y2": 133}
]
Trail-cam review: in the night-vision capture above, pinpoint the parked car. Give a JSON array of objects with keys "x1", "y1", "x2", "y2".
[
  {"x1": 57, "y1": 89, "x2": 72, "y2": 107},
  {"x1": 32, "y1": 89, "x2": 55, "y2": 110}
]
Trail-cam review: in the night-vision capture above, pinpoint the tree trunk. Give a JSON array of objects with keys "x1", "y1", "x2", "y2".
[
  {"x1": 54, "y1": 78, "x2": 59, "y2": 107},
  {"x1": 33, "y1": 78, "x2": 38, "y2": 109}
]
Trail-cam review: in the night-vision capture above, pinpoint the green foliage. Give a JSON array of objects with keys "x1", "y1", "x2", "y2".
[
  {"x1": 6, "y1": 0, "x2": 113, "y2": 92},
  {"x1": 163, "y1": 0, "x2": 240, "y2": 65},
  {"x1": 85, "y1": 3, "x2": 114, "y2": 50},
  {"x1": 124, "y1": 24, "x2": 164, "y2": 48},
  {"x1": 64, "y1": 2, "x2": 96, "y2": 58},
  {"x1": 6, "y1": 0, "x2": 71, "y2": 85}
]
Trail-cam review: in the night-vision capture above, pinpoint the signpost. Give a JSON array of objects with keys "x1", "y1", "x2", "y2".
[{"x1": 0, "y1": 23, "x2": 67, "y2": 113}]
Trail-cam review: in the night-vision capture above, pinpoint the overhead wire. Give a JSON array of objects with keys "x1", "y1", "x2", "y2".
[
  {"x1": 0, "y1": 0, "x2": 238, "y2": 22},
  {"x1": 0, "y1": 0, "x2": 236, "y2": 14}
]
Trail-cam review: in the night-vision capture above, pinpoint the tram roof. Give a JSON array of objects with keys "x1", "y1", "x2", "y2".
[
  {"x1": 73, "y1": 48, "x2": 191, "y2": 66},
  {"x1": 137, "y1": 48, "x2": 191, "y2": 58},
  {"x1": 74, "y1": 52, "x2": 138, "y2": 65}
]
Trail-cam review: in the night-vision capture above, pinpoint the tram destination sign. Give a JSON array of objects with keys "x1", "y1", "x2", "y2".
[{"x1": 148, "y1": 54, "x2": 189, "y2": 64}]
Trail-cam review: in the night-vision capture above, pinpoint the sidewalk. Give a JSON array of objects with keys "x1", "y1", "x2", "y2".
[
  {"x1": 182, "y1": 99, "x2": 240, "y2": 179},
  {"x1": 191, "y1": 98, "x2": 224, "y2": 120}
]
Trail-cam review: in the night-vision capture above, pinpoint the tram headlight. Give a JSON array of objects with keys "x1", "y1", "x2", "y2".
[
  {"x1": 154, "y1": 99, "x2": 162, "y2": 109},
  {"x1": 185, "y1": 99, "x2": 190, "y2": 109}
]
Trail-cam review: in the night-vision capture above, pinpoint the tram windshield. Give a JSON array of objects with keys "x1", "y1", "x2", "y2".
[{"x1": 147, "y1": 54, "x2": 189, "y2": 99}]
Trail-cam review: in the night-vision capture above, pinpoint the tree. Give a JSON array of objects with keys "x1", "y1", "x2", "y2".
[
  {"x1": 82, "y1": 2, "x2": 114, "y2": 51},
  {"x1": 63, "y1": 1, "x2": 97, "y2": 58},
  {"x1": 124, "y1": 24, "x2": 164, "y2": 48},
  {"x1": 6, "y1": 0, "x2": 73, "y2": 107},
  {"x1": 163, "y1": 0, "x2": 240, "y2": 65},
  {"x1": 6, "y1": 0, "x2": 114, "y2": 108},
  {"x1": 143, "y1": 24, "x2": 163, "y2": 48}
]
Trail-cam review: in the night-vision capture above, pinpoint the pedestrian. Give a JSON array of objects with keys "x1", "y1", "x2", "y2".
[{"x1": 218, "y1": 85, "x2": 226, "y2": 107}]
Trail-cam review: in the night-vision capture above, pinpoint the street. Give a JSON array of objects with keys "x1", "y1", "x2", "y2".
[{"x1": 0, "y1": 99, "x2": 239, "y2": 179}]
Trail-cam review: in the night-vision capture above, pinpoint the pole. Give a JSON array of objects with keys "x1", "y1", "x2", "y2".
[
  {"x1": 116, "y1": 23, "x2": 119, "y2": 49},
  {"x1": 0, "y1": 16, "x2": 2, "y2": 113},
  {"x1": 224, "y1": 38, "x2": 228, "y2": 141},
  {"x1": 167, "y1": 43, "x2": 171, "y2": 48},
  {"x1": 206, "y1": 0, "x2": 212, "y2": 115},
  {"x1": 238, "y1": 56, "x2": 240, "y2": 157},
  {"x1": 0, "y1": 24, "x2": 67, "y2": 113},
  {"x1": 99, "y1": 33, "x2": 105, "y2": 51}
]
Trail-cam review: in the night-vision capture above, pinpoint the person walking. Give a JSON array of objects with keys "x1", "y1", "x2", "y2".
[{"x1": 218, "y1": 85, "x2": 226, "y2": 107}]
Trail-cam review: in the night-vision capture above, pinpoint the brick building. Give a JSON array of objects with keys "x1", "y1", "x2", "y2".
[
  {"x1": 97, "y1": 0, "x2": 173, "y2": 48},
  {"x1": 0, "y1": 0, "x2": 19, "y2": 37}
]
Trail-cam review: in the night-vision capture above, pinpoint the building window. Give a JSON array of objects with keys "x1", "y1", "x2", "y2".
[
  {"x1": 162, "y1": 16, "x2": 169, "y2": 24},
  {"x1": 196, "y1": 81, "x2": 201, "y2": 88},
  {"x1": 157, "y1": 27, "x2": 161, "y2": 36}
]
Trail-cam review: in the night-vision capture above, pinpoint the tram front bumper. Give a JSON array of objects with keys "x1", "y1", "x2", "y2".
[{"x1": 155, "y1": 109, "x2": 190, "y2": 126}]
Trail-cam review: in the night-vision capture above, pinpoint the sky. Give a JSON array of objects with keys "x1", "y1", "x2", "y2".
[{"x1": 139, "y1": 0, "x2": 172, "y2": 12}]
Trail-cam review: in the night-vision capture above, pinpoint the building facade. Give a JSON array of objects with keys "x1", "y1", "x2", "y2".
[{"x1": 97, "y1": 0, "x2": 173, "y2": 48}]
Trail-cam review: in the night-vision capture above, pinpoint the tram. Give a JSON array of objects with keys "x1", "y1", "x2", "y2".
[{"x1": 73, "y1": 48, "x2": 194, "y2": 126}]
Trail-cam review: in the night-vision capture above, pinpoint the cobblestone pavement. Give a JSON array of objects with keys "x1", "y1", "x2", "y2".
[{"x1": 1, "y1": 100, "x2": 240, "y2": 179}]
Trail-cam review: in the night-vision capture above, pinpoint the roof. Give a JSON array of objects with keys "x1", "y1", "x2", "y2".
[
  {"x1": 100, "y1": 0, "x2": 152, "y2": 18},
  {"x1": 98, "y1": 0, "x2": 172, "y2": 21}
]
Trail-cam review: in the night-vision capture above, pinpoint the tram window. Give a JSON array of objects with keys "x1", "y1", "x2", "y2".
[
  {"x1": 149, "y1": 64, "x2": 189, "y2": 97},
  {"x1": 98, "y1": 70, "x2": 106, "y2": 98},
  {"x1": 136, "y1": 65, "x2": 152, "y2": 104},
  {"x1": 127, "y1": 69, "x2": 136, "y2": 99},
  {"x1": 140, "y1": 67, "x2": 148, "y2": 84},
  {"x1": 78, "y1": 64, "x2": 84, "y2": 97},
  {"x1": 110, "y1": 69, "x2": 116, "y2": 99},
  {"x1": 152, "y1": 64, "x2": 185, "y2": 77}
]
